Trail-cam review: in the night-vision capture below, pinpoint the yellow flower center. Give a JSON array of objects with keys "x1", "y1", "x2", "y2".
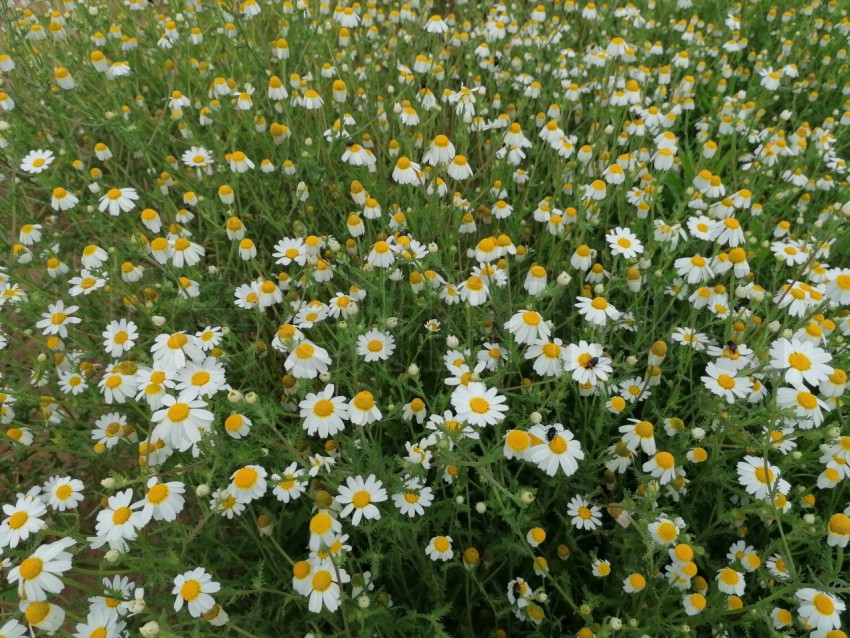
[
  {"x1": 797, "y1": 392, "x2": 817, "y2": 410},
  {"x1": 167, "y1": 403, "x2": 190, "y2": 422},
  {"x1": 813, "y1": 593, "x2": 836, "y2": 615},
  {"x1": 655, "y1": 452, "x2": 674, "y2": 470},
  {"x1": 168, "y1": 333, "x2": 188, "y2": 350},
  {"x1": 522, "y1": 311, "x2": 541, "y2": 325},
  {"x1": 353, "y1": 392, "x2": 374, "y2": 411},
  {"x1": 549, "y1": 436, "x2": 568, "y2": 454},
  {"x1": 312, "y1": 571, "x2": 333, "y2": 592},
  {"x1": 25, "y1": 601, "x2": 51, "y2": 625},
  {"x1": 8, "y1": 511, "x2": 28, "y2": 529},
  {"x1": 181, "y1": 579, "x2": 201, "y2": 601},
  {"x1": 191, "y1": 371, "x2": 211, "y2": 387},
  {"x1": 313, "y1": 399, "x2": 335, "y2": 417},
  {"x1": 716, "y1": 374, "x2": 736, "y2": 390},
  {"x1": 542, "y1": 343, "x2": 561, "y2": 358},
  {"x1": 634, "y1": 421, "x2": 653, "y2": 438},
  {"x1": 828, "y1": 513, "x2": 850, "y2": 536},
  {"x1": 754, "y1": 466, "x2": 774, "y2": 484},
  {"x1": 657, "y1": 522, "x2": 677, "y2": 542},
  {"x1": 352, "y1": 490, "x2": 371, "y2": 508},
  {"x1": 788, "y1": 352, "x2": 811, "y2": 371},
  {"x1": 506, "y1": 430, "x2": 530, "y2": 452},
  {"x1": 469, "y1": 397, "x2": 489, "y2": 414},
  {"x1": 310, "y1": 513, "x2": 332, "y2": 535},
  {"x1": 147, "y1": 483, "x2": 170, "y2": 504},
  {"x1": 112, "y1": 506, "x2": 132, "y2": 524},
  {"x1": 433, "y1": 536, "x2": 450, "y2": 552},
  {"x1": 233, "y1": 467, "x2": 259, "y2": 489},
  {"x1": 295, "y1": 343, "x2": 315, "y2": 359}
]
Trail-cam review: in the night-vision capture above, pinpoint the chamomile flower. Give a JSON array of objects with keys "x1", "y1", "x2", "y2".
[
  {"x1": 150, "y1": 395, "x2": 214, "y2": 452},
  {"x1": 35, "y1": 300, "x2": 80, "y2": 337},
  {"x1": 356, "y1": 329, "x2": 396, "y2": 362},
  {"x1": 504, "y1": 309, "x2": 550, "y2": 345},
  {"x1": 229, "y1": 465, "x2": 267, "y2": 504},
  {"x1": 102, "y1": 319, "x2": 138, "y2": 357},
  {"x1": 623, "y1": 573, "x2": 647, "y2": 593},
  {"x1": 273, "y1": 237, "x2": 308, "y2": 266},
  {"x1": 348, "y1": 391, "x2": 382, "y2": 426},
  {"x1": 528, "y1": 424, "x2": 584, "y2": 477},
  {"x1": 565, "y1": 341, "x2": 612, "y2": 386},
  {"x1": 683, "y1": 593, "x2": 707, "y2": 616},
  {"x1": 769, "y1": 338, "x2": 833, "y2": 388},
  {"x1": 796, "y1": 589, "x2": 845, "y2": 633},
  {"x1": 8, "y1": 536, "x2": 75, "y2": 601},
  {"x1": 174, "y1": 359, "x2": 227, "y2": 400},
  {"x1": 172, "y1": 568, "x2": 220, "y2": 618},
  {"x1": 451, "y1": 382, "x2": 508, "y2": 427},
  {"x1": 90, "y1": 489, "x2": 145, "y2": 552},
  {"x1": 827, "y1": 513, "x2": 850, "y2": 547},
  {"x1": 776, "y1": 386, "x2": 830, "y2": 428},
  {"x1": 736, "y1": 455, "x2": 788, "y2": 501},
  {"x1": 392, "y1": 477, "x2": 435, "y2": 517},
  {"x1": 701, "y1": 363, "x2": 753, "y2": 403},
  {"x1": 606, "y1": 227, "x2": 644, "y2": 258},
  {"x1": 337, "y1": 474, "x2": 387, "y2": 526},
  {"x1": 98, "y1": 187, "x2": 139, "y2": 216},
  {"x1": 285, "y1": 340, "x2": 332, "y2": 379},
  {"x1": 576, "y1": 295, "x2": 621, "y2": 326},
  {"x1": 305, "y1": 564, "x2": 349, "y2": 613},
  {"x1": 151, "y1": 332, "x2": 204, "y2": 372},
  {"x1": 619, "y1": 419, "x2": 657, "y2": 455},
  {"x1": 525, "y1": 338, "x2": 568, "y2": 377},
  {"x1": 300, "y1": 384, "x2": 349, "y2": 437},
  {"x1": 182, "y1": 146, "x2": 214, "y2": 168},
  {"x1": 42, "y1": 475, "x2": 84, "y2": 511},
  {"x1": 426, "y1": 536, "x2": 454, "y2": 561},
  {"x1": 134, "y1": 477, "x2": 185, "y2": 523},
  {"x1": 643, "y1": 451, "x2": 677, "y2": 485},
  {"x1": 567, "y1": 495, "x2": 602, "y2": 530},
  {"x1": 0, "y1": 496, "x2": 47, "y2": 549},
  {"x1": 272, "y1": 463, "x2": 307, "y2": 504},
  {"x1": 20, "y1": 149, "x2": 55, "y2": 174}
]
